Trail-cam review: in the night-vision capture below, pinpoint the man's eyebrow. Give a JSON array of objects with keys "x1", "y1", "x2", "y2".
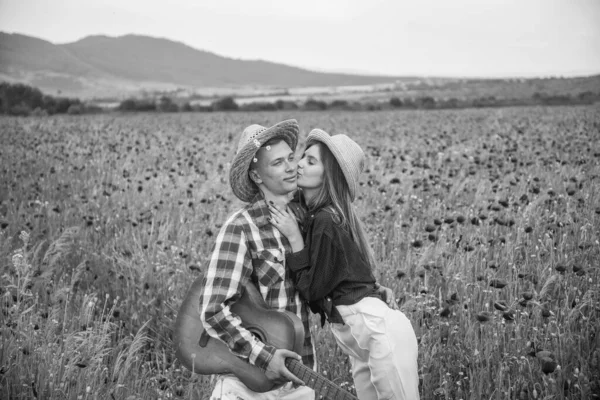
[{"x1": 270, "y1": 153, "x2": 293, "y2": 164}]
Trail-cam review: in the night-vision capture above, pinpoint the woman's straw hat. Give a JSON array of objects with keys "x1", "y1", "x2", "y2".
[
  {"x1": 306, "y1": 129, "x2": 365, "y2": 201},
  {"x1": 230, "y1": 119, "x2": 299, "y2": 202}
]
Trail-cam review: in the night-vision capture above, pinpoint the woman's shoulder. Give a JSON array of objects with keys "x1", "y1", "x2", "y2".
[{"x1": 311, "y1": 208, "x2": 341, "y2": 232}]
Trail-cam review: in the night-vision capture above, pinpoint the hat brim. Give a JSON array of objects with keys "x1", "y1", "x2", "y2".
[
  {"x1": 306, "y1": 129, "x2": 359, "y2": 201},
  {"x1": 230, "y1": 119, "x2": 299, "y2": 202}
]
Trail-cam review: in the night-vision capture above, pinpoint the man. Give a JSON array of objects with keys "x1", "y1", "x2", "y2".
[
  {"x1": 200, "y1": 119, "x2": 314, "y2": 399},
  {"x1": 199, "y1": 119, "x2": 395, "y2": 399}
]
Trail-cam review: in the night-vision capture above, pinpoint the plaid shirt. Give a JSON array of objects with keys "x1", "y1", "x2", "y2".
[{"x1": 199, "y1": 195, "x2": 314, "y2": 371}]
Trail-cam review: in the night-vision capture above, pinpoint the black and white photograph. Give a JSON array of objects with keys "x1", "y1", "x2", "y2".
[{"x1": 1, "y1": 1, "x2": 599, "y2": 399}]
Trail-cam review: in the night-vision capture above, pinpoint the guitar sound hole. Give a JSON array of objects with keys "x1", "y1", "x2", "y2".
[{"x1": 250, "y1": 330, "x2": 265, "y2": 343}]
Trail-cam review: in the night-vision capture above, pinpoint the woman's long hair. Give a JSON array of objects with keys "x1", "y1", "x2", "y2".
[{"x1": 304, "y1": 141, "x2": 376, "y2": 269}]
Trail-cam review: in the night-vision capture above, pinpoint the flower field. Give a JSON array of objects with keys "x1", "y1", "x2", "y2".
[{"x1": 1, "y1": 105, "x2": 599, "y2": 399}]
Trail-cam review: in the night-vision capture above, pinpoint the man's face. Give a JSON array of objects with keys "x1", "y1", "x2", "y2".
[{"x1": 251, "y1": 140, "x2": 297, "y2": 197}]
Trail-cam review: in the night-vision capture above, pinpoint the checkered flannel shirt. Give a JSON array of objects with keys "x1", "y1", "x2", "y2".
[{"x1": 199, "y1": 195, "x2": 314, "y2": 371}]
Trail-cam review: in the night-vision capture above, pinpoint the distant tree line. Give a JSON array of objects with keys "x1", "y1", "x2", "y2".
[
  {"x1": 116, "y1": 96, "x2": 300, "y2": 112},
  {"x1": 116, "y1": 91, "x2": 599, "y2": 114},
  {"x1": 2, "y1": 81, "x2": 599, "y2": 117},
  {"x1": 0, "y1": 82, "x2": 98, "y2": 116}
]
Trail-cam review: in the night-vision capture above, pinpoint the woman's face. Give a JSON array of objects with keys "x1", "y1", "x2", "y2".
[{"x1": 297, "y1": 144, "x2": 324, "y2": 192}]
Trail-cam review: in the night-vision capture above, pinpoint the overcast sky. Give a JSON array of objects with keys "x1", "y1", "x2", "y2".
[{"x1": 1, "y1": 0, "x2": 599, "y2": 78}]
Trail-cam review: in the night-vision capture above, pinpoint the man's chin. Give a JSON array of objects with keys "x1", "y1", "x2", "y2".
[{"x1": 282, "y1": 181, "x2": 298, "y2": 193}]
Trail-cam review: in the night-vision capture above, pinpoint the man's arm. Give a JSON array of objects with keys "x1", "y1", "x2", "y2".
[{"x1": 199, "y1": 219, "x2": 276, "y2": 370}]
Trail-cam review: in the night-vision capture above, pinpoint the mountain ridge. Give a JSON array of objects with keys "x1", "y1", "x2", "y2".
[{"x1": 0, "y1": 31, "x2": 411, "y2": 98}]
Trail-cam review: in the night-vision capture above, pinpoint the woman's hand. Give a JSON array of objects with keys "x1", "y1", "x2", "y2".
[
  {"x1": 268, "y1": 202, "x2": 304, "y2": 252},
  {"x1": 376, "y1": 283, "x2": 399, "y2": 310}
]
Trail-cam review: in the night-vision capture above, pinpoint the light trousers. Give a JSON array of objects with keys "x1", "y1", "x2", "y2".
[
  {"x1": 210, "y1": 374, "x2": 315, "y2": 400},
  {"x1": 331, "y1": 297, "x2": 420, "y2": 400}
]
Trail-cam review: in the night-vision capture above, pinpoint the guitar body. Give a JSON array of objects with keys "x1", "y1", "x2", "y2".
[{"x1": 173, "y1": 276, "x2": 305, "y2": 392}]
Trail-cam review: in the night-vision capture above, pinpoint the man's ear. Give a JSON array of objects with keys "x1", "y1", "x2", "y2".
[{"x1": 249, "y1": 169, "x2": 262, "y2": 184}]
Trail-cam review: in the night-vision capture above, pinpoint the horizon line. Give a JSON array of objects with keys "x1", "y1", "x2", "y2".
[{"x1": 2, "y1": 30, "x2": 600, "y2": 81}]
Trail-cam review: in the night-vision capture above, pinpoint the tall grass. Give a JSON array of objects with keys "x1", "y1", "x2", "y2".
[{"x1": 1, "y1": 107, "x2": 598, "y2": 399}]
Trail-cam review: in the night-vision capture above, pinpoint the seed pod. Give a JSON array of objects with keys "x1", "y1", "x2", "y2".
[
  {"x1": 489, "y1": 279, "x2": 508, "y2": 289},
  {"x1": 522, "y1": 292, "x2": 534, "y2": 301},
  {"x1": 519, "y1": 298, "x2": 529, "y2": 307},
  {"x1": 541, "y1": 308, "x2": 551, "y2": 318},
  {"x1": 440, "y1": 307, "x2": 451, "y2": 318},
  {"x1": 503, "y1": 310, "x2": 515, "y2": 321},
  {"x1": 411, "y1": 240, "x2": 423, "y2": 248},
  {"x1": 476, "y1": 311, "x2": 492, "y2": 322},
  {"x1": 425, "y1": 224, "x2": 436, "y2": 232},
  {"x1": 541, "y1": 358, "x2": 558, "y2": 374}
]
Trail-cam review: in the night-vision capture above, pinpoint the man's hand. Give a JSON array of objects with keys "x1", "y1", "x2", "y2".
[
  {"x1": 264, "y1": 349, "x2": 305, "y2": 387},
  {"x1": 377, "y1": 284, "x2": 399, "y2": 310}
]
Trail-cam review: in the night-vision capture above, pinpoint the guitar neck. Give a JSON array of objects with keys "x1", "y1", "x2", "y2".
[{"x1": 285, "y1": 358, "x2": 358, "y2": 400}]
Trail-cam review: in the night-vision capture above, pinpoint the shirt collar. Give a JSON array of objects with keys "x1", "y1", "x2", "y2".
[
  {"x1": 247, "y1": 193, "x2": 271, "y2": 228},
  {"x1": 247, "y1": 192, "x2": 310, "y2": 229}
]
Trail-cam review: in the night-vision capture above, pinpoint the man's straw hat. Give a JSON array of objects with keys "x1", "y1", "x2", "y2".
[{"x1": 230, "y1": 119, "x2": 299, "y2": 202}]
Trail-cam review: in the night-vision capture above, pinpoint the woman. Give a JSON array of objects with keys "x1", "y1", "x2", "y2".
[{"x1": 267, "y1": 129, "x2": 420, "y2": 400}]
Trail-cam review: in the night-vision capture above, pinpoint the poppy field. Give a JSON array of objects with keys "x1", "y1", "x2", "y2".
[{"x1": 1, "y1": 105, "x2": 599, "y2": 399}]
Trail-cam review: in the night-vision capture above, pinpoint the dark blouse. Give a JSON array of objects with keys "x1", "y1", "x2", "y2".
[{"x1": 286, "y1": 208, "x2": 381, "y2": 325}]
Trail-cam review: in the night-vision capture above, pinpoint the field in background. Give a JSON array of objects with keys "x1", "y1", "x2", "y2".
[
  {"x1": 103, "y1": 75, "x2": 600, "y2": 110},
  {"x1": 1, "y1": 106, "x2": 599, "y2": 399}
]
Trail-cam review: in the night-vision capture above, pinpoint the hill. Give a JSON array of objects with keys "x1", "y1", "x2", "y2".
[{"x1": 0, "y1": 32, "x2": 410, "y2": 98}]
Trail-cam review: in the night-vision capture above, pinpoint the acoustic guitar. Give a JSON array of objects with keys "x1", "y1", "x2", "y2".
[{"x1": 173, "y1": 276, "x2": 358, "y2": 400}]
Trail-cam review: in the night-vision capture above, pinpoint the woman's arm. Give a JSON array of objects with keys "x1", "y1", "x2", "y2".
[{"x1": 287, "y1": 227, "x2": 348, "y2": 302}]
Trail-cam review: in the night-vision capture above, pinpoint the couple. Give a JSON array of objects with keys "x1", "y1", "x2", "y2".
[{"x1": 199, "y1": 119, "x2": 419, "y2": 400}]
